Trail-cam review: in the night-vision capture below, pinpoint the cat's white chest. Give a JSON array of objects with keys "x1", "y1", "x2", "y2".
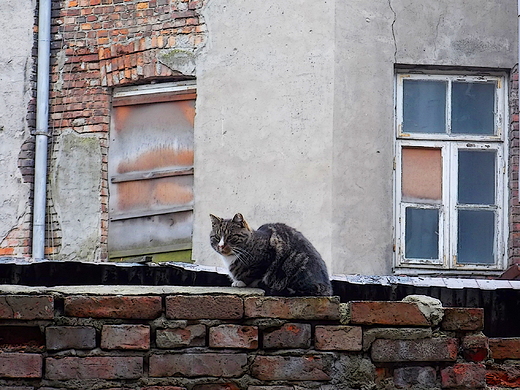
[{"x1": 219, "y1": 254, "x2": 246, "y2": 287}]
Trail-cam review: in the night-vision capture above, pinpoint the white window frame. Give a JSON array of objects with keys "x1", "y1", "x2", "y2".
[{"x1": 394, "y1": 72, "x2": 508, "y2": 274}]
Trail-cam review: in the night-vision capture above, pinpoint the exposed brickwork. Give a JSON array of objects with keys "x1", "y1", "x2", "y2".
[
  {"x1": 0, "y1": 353, "x2": 42, "y2": 378},
  {"x1": 149, "y1": 353, "x2": 248, "y2": 378},
  {"x1": 166, "y1": 295, "x2": 243, "y2": 319},
  {"x1": 156, "y1": 324, "x2": 206, "y2": 348},
  {"x1": 509, "y1": 65, "x2": 520, "y2": 265},
  {"x1": 0, "y1": 291, "x2": 517, "y2": 389},
  {"x1": 64, "y1": 295, "x2": 162, "y2": 318},
  {"x1": 348, "y1": 301, "x2": 430, "y2": 326},
  {"x1": 45, "y1": 356, "x2": 143, "y2": 380},
  {"x1": 489, "y1": 337, "x2": 520, "y2": 359},
  {"x1": 441, "y1": 307, "x2": 484, "y2": 331},
  {"x1": 209, "y1": 324, "x2": 258, "y2": 349},
  {"x1": 46, "y1": 326, "x2": 96, "y2": 350},
  {"x1": 244, "y1": 296, "x2": 340, "y2": 320},
  {"x1": 0, "y1": 295, "x2": 54, "y2": 320},
  {"x1": 441, "y1": 363, "x2": 487, "y2": 389},
  {"x1": 315, "y1": 325, "x2": 362, "y2": 351},
  {"x1": 371, "y1": 338, "x2": 459, "y2": 362},
  {"x1": 101, "y1": 324, "x2": 150, "y2": 350},
  {"x1": 262, "y1": 323, "x2": 311, "y2": 349}
]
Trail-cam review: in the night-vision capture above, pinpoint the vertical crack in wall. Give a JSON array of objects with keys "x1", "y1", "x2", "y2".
[{"x1": 388, "y1": 0, "x2": 397, "y2": 62}]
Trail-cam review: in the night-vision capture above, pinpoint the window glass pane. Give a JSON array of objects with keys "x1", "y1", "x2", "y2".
[
  {"x1": 405, "y1": 207, "x2": 439, "y2": 260},
  {"x1": 403, "y1": 80, "x2": 446, "y2": 134},
  {"x1": 457, "y1": 210, "x2": 494, "y2": 264},
  {"x1": 458, "y1": 150, "x2": 495, "y2": 205},
  {"x1": 452, "y1": 82, "x2": 495, "y2": 135},
  {"x1": 402, "y1": 147, "x2": 442, "y2": 201}
]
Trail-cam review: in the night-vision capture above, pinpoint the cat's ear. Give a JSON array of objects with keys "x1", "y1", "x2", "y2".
[
  {"x1": 233, "y1": 213, "x2": 252, "y2": 231},
  {"x1": 210, "y1": 214, "x2": 222, "y2": 227}
]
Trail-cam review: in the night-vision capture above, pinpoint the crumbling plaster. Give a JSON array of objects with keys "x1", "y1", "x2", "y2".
[{"x1": 0, "y1": 0, "x2": 35, "y2": 245}]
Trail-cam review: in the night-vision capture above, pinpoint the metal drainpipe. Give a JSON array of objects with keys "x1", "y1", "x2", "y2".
[{"x1": 32, "y1": 0, "x2": 52, "y2": 260}]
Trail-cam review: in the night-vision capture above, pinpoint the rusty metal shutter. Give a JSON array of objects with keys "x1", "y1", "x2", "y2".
[{"x1": 108, "y1": 82, "x2": 196, "y2": 258}]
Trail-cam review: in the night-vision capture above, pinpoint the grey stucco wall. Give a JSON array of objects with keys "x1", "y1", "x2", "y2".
[
  {"x1": 0, "y1": 0, "x2": 35, "y2": 249},
  {"x1": 193, "y1": 0, "x2": 518, "y2": 275}
]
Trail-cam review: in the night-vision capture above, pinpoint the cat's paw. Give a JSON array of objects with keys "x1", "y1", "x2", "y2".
[{"x1": 231, "y1": 280, "x2": 247, "y2": 287}]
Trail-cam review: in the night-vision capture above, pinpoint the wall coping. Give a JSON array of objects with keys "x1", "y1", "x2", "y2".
[{"x1": 0, "y1": 285, "x2": 265, "y2": 296}]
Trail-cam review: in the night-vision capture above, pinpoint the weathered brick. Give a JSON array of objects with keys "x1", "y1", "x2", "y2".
[
  {"x1": 141, "y1": 387, "x2": 186, "y2": 390},
  {"x1": 486, "y1": 363, "x2": 520, "y2": 387},
  {"x1": 244, "y1": 296, "x2": 340, "y2": 320},
  {"x1": 489, "y1": 337, "x2": 520, "y2": 359},
  {"x1": 101, "y1": 324, "x2": 150, "y2": 350},
  {"x1": 441, "y1": 363, "x2": 486, "y2": 388},
  {"x1": 0, "y1": 326, "x2": 45, "y2": 352},
  {"x1": 209, "y1": 324, "x2": 258, "y2": 349},
  {"x1": 45, "y1": 356, "x2": 143, "y2": 380},
  {"x1": 64, "y1": 295, "x2": 162, "y2": 319},
  {"x1": 263, "y1": 323, "x2": 311, "y2": 349},
  {"x1": 441, "y1": 307, "x2": 484, "y2": 331},
  {"x1": 347, "y1": 301, "x2": 429, "y2": 326},
  {"x1": 250, "y1": 355, "x2": 331, "y2": 381},
  {"x1": 362, "y1": 327, "x2": 432, "y2": 351},
  {"x1": 371, "y1": 338, "x2": 459, "y2": 362},
  {"x1": 0, "y1": 353, "x2": 42, "y2": 378},
  {"x1": 0, "y1": 295, "x2": 54, "y2": 320},
  {"x1": 157, "y1": 324, "x2": 206, "y2": 348},
  {"x1": 192, "y1": 384, "x2": 240, "y2": 390},
  {"x1": 394, "y1": 366, "x2": 437, "y2": 388},
  {"x1": 315, "y1": 325, "x2": 362, "y2": 351},
  {"x1": 166, "y1": 295, "x2": 243, "y2": 319},
  {"x1": 462, "y1": 334, "x2": 489, "y2": 362},
  {"x1": 46, "y1": 326, "x2": 96, "y2": 350},
  {"x1": 248, "y1": 387, "x2": 294, "y2": 390},
  {"x1": 149, "y1": 353, "x2": 248, "y2": 378}
]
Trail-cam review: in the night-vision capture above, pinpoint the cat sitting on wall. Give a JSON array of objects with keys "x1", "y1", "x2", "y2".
[{"x1": 210, "y1": 213, "x2": 332, "y2": 296}]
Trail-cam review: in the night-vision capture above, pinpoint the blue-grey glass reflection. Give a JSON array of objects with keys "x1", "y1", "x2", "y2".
[
  {"x1": 457, "y1": 209, "x2": 494, "y2": 264},
  {"x1": 452, "y1": 82, "x2": 495, "y2": 135},
  {"x1": 458, "y1": 150, "x2": 495, "y2": 205},
  {"x1": 405, "y1": 207, "x2": 439, "y2": 259},
  {"x1": 403, "y1": 80, "x2": 446, "y2": 134}
]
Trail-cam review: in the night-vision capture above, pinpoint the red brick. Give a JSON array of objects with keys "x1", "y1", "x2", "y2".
[
  {"x1": 462, "y1": 334, "x2": 489, "y2": 362},
  {"x1": 348, "y1": 301, "x2": 429, "y2": 326},
  {"x1": 156, "y1": 325, "x2": 206, "y2": 348},
  {"x1": 441, "y1": 307, "x2": 484, "y2": 331},
  {"x1": 46, "y1": 326, "x2": 96, "y2": 350},
  {"x1": 0, "y1": 295, "x2": 54, "y2": 320},
  {"x1": 192, "y1": 385, "x2": 240, "y2": 390},
  {"x1": 371, "y1": 338, "x2": 459, "y2": 362},
  {"x1": 141, "y1": 387, "x2": 186, "y2": 390},
  {"x1": 166, "y1": 295, "x2": 243, "y2": 319},
  {"x1": 263, "y1": 323, "x2": 311, "y2": 349},
  {"x1": 64, "y1": 295, "x2": 162, "y2": 319},
  {"x1": 209, "y1": 325, "x2": 258, "y2": 349},
  {"x1": 244, "y1": 296, "x2": 340, "y2": 320},
  {"x1": 441, "y1": 363, "x2": 486, "y2": 388},
  {"x1": 251, "y1": 355, "x2": 331, "y2": 381},
  {"x1": 489, "y1": 337, "x2": 520, "y2": 360},
  {"x1": 101, "y1": 324, "x2": 150, "y2": 350},
  {"x1": 315, "y1": 325, "x2": 362, "y2": 351},
  {"x1": 149, "y1": 353, "x2": 248, "y2": 378},
  {"x1": 45, "y1": 356, "x2": 143, "y2": 380},
  {"x1": 486, "y1": 363, "x2": 520, "y2": 387},
  {"x1": 0, "y1": 353, "x2": 42, "y2": 378}
]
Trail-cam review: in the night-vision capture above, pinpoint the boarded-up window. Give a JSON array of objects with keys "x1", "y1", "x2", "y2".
[{"x1": 108, "y1": 81, "x2": 196, "y2": 261}]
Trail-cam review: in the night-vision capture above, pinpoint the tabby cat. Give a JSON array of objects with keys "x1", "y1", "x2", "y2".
[{"x1": 210, "y1": 213, "x2": 332, "y2": 296}]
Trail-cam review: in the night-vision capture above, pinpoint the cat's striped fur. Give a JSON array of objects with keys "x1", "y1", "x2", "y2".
[{"x1": 210, "y1": 213, "x2": 332, "y2": 296}]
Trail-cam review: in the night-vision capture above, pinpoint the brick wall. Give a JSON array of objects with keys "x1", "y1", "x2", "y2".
[
  {"x1": 0, "y1": 288, "x2": 519, "y2": 389},
  {"x1": 2, "y1": 0, "x2": 206, "y2": 258}
]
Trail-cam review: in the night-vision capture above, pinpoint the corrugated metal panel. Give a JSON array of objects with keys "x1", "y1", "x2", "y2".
[{"x1": 108, "y1": 90, "x2": 195, "y2": 258}]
